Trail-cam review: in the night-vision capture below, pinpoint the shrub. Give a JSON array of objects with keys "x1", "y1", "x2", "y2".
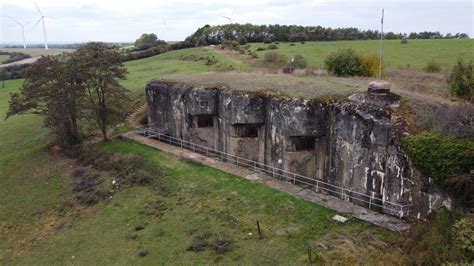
[
  {"x1": 401, "y1": 38, "x2": 408, "y2": 44},
  {"x1": 401, "y1": 209, "x2": 469, "y2": 264},
  {"x1": 453, "y1": 217, "x2": 474, "y2": 257},
  {"x1": 324, "y1": 49, "x2": 361, "y2": 76},
  {"x1": 289, "y1": 32, "x2": 308, "y2": 42},
  {"x1": 238, "y1": 47, "x2": 246, "y2": 54},
  {"x1": 359, "y1": 53, "x2": 383, "y2": 77},
  {"x1": 282, "y1": 66, "x2": 294, "y2": 74},
  {"x1": 267, "y1": 44, "x2": 278, "y2": 50},
  {"x1": 244, "y1": 44, "x2": 251, "y2": 50},
  {"x1": 403, "y1": 132, "x2": 474, "y2": 187},
  {"x1": 289, "y1": 43, "x2": 296, "y2": 46},
  {"x1": 289, "y1": 54, "x2": 307, "y2": 69},
  {"x1": 222, "y1": 40, "x2": 240, "y2": 51},
  {"x1": 256, "y1": 47, "x2": 267, "y2": 51},
  {"x1": 263, "y1": 51, "x2": 288, "y2": 67},
  {"x1": 249, "y1": 51, "x2": 258, "y2": 59},
  {"x1": 424, "y1": 58, "x2": 441, "y2": 73},
  {"x1": 448, "y1": 58, "x2": 474, "y2": 101},
  {"x1": 263, "y1": 37, "x2": 273, "y2": 44},
  {"x1": 238, "y1": 36, "x2": 248, "y2": 45}
]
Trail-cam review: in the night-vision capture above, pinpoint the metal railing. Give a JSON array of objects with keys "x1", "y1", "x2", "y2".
[{"x1": 135, "y1": 125, "x2": 412, "y2": 218}]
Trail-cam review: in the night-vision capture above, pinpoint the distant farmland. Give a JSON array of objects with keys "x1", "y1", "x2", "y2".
[{"x1": 250, "y1": 39, "x2": 474, "y2": 70}]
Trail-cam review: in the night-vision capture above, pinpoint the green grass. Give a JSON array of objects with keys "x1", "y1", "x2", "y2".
[
  {"x1": 250, "y1": 39, "x2": 474, "y2": 70},
  {"x1": 0, "y1": 79, "x2": 71, "y2": 259},
  {"x1": 0, "y1": 51, "x2": 399, "y2": 264},
  {"x1": 122, "y1": 47, "x2": 252, "y2": 93},
  {"x1": 0, "y1": 55, "x2": 9, "y2": 64},
  {"x1": 9, "y1": 140, "x2": 396, "y2": 265}
]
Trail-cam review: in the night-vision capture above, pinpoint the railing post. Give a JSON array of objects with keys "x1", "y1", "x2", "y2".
[
  {"x1": 254, "y1": 161, "x2": 256, "y2": 171},
  {"x1": 315, "y1": 181, "x2": 319, "y2": 192},
  {"x1": 293, "y1": 173, "x2": 296, "y2": 184},
  {"x1": 369, "y1": 196, "x2": 372, "y2": 209}
]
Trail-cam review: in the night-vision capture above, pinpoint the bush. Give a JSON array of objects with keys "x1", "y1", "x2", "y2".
[
  {"x1": 238, "y1": 47, "x2": 245, "y2": 54},
  {"x1": 263, "y1": 51, "x2": 288, "y2": 67},
  {"x1": 289, "y1": 54, "x2": 307, "y2": 69},
  {"x1": 263, "y1": 38, "x2": 273, "y2": 44},
  {"x1": 289, "y1": 43, "x2": 296, "y2": 46},
  {"x1": 453, "y1": 217, "x2": 474, "y2": 257},
  {"x1": 267, "y1": 44, "x2": 278, "y2": 50},
  {"x1": 256, "y1": 47, "x2": 267, "y2": 51},
  {"x1": 424, "y1": 58, "x2": 441, "y2": 73},
  {"x1": 401, "y1": 209, "x2": 470, "y2": 264},
  {"x1": 359, "y1": 53, "x2": 383, "y2": 77},
  {"x1": 448, "y1": 58, "x2": 474, "y2": 101},
  {"x1": 122, "y1": 44, "x2": 170, "y2": 62},
  {"x1": 249, "y1": 51, "x2": 258, "y2": 59},
  {"x1": 238, "y1": 36, "x2": 248, "y2": 45},
  {"x1": 403, "y1": 132, "x2": 474, "y2": 187},
  {"x1": 244, "y1": 44, "x2": 251, "y2": 50},
  {"x1": 289, "y1": 32, "x2": 308, "y2": 42},
  {"x1": 222, "y1": 40, "x2": 240, "y2": 51},
  {"x1": 401, "y1": 38, "x2": 408, "y2": 44},
  {"x1": 282, "y1": 66, "x2": 294, "y2": 74},
  {"x1": 324, "y1": 49, "x2": 361, "y2": 76}
]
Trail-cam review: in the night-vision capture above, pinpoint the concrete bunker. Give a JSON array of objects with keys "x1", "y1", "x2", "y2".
[{"x1": 145, "y1": 80, "x2": 449, "y2": 219}]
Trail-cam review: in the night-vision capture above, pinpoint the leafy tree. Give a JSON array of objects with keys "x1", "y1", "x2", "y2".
[
  {"x1": 448, "y1": 58, "x2": 474, "y2": 101},
  {"x1": 7, "y1": 55, "x2": 84, "y2": 148},
  {"x1": 134, "y1": 33, "x2": 165, "y2": 50},
  {"x1": 73, "y1": 42, "x2": 130, "y2": 141}
]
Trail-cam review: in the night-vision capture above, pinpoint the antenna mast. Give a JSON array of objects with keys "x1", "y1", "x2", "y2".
[{"x1": 379, "y1": 8, "x2": 384, "y2": 79}]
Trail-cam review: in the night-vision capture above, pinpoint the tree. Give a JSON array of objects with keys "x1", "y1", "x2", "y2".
[
  {"x1": 134, "y1": 33, "x2": 164, "y2": 50},
  {"x1": 448, "y1": 58, "x2": 473, "y2": 101},
  {"x1": 7, "y1": 55, "x2": 83, "y2": 148},
  {"x1": 73, "y1": 42, "x2": 130, "y2": 141}
]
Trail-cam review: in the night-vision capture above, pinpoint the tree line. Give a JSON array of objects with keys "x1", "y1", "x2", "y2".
[
  {"x1": 181, "y1": 23, "x2": 470, "y2": 47},
  {"x1": 7, "y1": 42, "x2": 130, "y2": 149}
]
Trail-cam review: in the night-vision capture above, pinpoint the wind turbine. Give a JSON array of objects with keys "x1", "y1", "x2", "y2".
[
  {"x1": 32, "y1": 2, "x2": 54, "y2": 50},
  {"x1": 219, "y1": 8, "x2": 235, "y2": 24},
  {"x1": 6, "y1": 16, "x2": 28, "y2": 49}
]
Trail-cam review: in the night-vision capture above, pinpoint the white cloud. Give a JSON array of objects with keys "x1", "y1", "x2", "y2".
[{"x1": 1, "y1": 0, "x2": 472, "y2": 43}]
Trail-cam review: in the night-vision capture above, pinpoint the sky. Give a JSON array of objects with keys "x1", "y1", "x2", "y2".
[{"x1": 0, "y1": 0, "x2": 472, "y2": 44}]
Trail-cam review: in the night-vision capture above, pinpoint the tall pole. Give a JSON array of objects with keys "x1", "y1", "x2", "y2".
[
  {"x1": 21, "y1": 25, "x2": 27, "y2": 49},
  {"x1": 41, "y1": 17, "x2": 48, "y2": 50},
  {"x1": 379, "y1": 8, "x2": 384, "y2": 79}
]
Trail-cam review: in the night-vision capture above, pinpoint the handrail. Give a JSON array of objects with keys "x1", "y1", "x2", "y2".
[{"x1": 135, "y1": 125, "x2": 412, "y2": 218}]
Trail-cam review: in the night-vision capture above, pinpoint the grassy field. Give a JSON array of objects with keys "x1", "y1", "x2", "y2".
[
  {"x1": 250, "y1": 39, "x2": 474, "y2": 70},
  {"x1": 0, "y1": 48, "x2": 404, "y2": 264},
  {"x1": 122, "y1": 47, "x2": 252, "y2": 93},
  {"x1": 0, "y1": 48, "x2": 73, "y2": 58}
]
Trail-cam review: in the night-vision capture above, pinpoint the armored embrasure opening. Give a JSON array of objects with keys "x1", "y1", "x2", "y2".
[
  {"x1": 287, "y1": 136, "x2": 316, "y2": 151},
  {"x1": 232, "y1": 124, "x2": 261, "y2": 138},
  {"x1": 188, "y1": 114, "x2": 215, "y2": 128}
]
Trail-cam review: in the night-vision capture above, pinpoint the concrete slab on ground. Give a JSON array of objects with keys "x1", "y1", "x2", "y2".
[{"x1": 121, "y1": 132, "x2": 410, "y2": 232}]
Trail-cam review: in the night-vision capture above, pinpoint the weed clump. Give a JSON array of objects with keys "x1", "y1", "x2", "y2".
[
  {"x1": 424, "y1": 58, "x2": 441, "y2": 73},
  {"x1": 263, "y1": 51, "x2": 288, "y2": 67},
  {"x1": 267, "y1": 44, "x2": 278, "y2": 50}
]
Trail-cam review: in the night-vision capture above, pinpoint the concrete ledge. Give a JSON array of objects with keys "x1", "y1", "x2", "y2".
[{"x1": 121, "y1": 132, "x2": 410, "y2": 232}]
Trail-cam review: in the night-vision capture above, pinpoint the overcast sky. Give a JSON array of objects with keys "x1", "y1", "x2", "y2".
[{"x1": 0, "y1": 0, "x2": 472, "y2": 44}]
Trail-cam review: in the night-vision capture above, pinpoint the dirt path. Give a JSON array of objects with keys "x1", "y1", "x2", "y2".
[{"x1": 122, "y1": 131, "x2": 410, "y2": 232}]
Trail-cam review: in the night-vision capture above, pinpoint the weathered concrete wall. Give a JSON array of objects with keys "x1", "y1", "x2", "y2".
[{"x1": 146, "y1": 80, "x2": 448, "y2": 218}]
